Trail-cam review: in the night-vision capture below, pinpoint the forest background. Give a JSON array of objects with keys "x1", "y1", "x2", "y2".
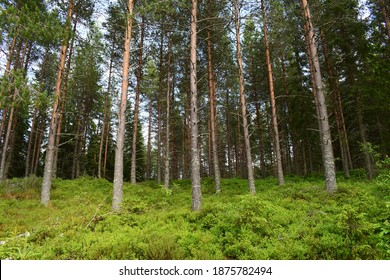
[{"x1": 0, "y1": 0, "x2": 389, "y2": 260}]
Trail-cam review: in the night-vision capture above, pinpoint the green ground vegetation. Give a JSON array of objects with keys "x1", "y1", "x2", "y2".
[{"x1": 0, "y1": 170, "x2": 389, "y2": 260}]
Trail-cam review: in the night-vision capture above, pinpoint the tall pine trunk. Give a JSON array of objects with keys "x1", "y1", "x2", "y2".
[
  {"x1": 157, "y1": 26, "x2": 164, "y2": 185},
  {"x1": 190, "y1": 0, "x2": 202, "y2": 211},
  {"x1": 233, "y1": 0, "x2": 256, "y2": 194},
  {"x1": 98, "y1": 37, "x2": 115, "y2": 179},
  {"x1": 301, "y1": 0, "x2": 336, "y2": 193},
  {"x1": 131, "y1": 16, "x2": 145, "y2": 185},
  {"x1": 112, "y1": 0, "x2": 134, "y2": 212},
  {"x1": 206, "y1": 12, "x2": 221, "y2": 193},
  {"x1": 53, "y1": 14, "x2": 78, "y2": 178},
  {"x1": 41, "y1": 0, "x2": 74, "y2": 205},
  {"x1": 262, "y1": 0, "x2": 284, "y2": 186},
  {"x1": 164, "y1": 28, "x2": 172, "y2": 189}
]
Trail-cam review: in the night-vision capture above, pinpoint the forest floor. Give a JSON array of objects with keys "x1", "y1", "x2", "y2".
[{"x1": 0, "y1": 171, "x2": 389, "y2": 260}]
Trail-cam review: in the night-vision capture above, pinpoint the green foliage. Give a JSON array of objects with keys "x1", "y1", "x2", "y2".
[{"x1": 0, "y1": 175, "x2": 389, "y2": 260}]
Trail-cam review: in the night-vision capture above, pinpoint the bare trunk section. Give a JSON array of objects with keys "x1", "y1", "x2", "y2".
[
  {"x1": 190, "y1": 0, "x2": 202, "y2": 211},
  {"x1": 301, "y1": 0, "x2": 336, "y2": 193},
  {"x1": 0, "y1": 89, "x2": 18, "y2": 180},
  {"x1": 233, "y1": 0, "x2": 256, "y2": 194},
  {"x1": 41, "y1": 0, "x2": 74, "y2": 206},
  {"x1": 262, "y1": 0, "x2": 284, "y2": 186},
  {"x1": 146, "y1": 94, "x2": 152, "y2": 180},
  {"x1": 112, "y1": 0, "x2": 134, "y2": 212},
  {"x1": 206, "y1": 12, "x2": 221, "y2": 193},
  {"x1": 103, "y1": 115, "x2": 110, "y2": 178},
  {"x1": 164, "y1": 29, "x2": 172, "y2": 189},
  {"x1": 98, "y1": 37, "x2": 115, "y2": 179},
  {"x1": 53, "y1": 14, "x2": 78, "y2": 178},
  {"x1": 157, "y1": 26, "x2": 164, "y2": 185},
  {"x1": 314, "y1": 5, "x2": 352, "y2": 178},
  {"x1": 131, "y1": 16, "x2": 145, "y2": 185},
  {"x1": 25, "y1": 109, "x2": 37, "y2": 176}
]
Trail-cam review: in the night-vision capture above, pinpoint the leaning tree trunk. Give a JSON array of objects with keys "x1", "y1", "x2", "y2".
[
  {"x1": 53, "y1": 13, "x2": 78, "y2": 178},
  {"x1": 41, "y1": 0, "x2": 74, "y2": 206},
  {"x1": 301, "y1": 0, "x2": 336, "y2": 193},
  {"x1": 190, "y1": 0, "x2": 202, "y2": 211},
  {"x1": 262, "y1": 0, "x2": 284, "y2": 186},
  {"x1": 112, "y1": 0, "x2": 134, "y2": 212},
  {"x1": 233, "y1": 0, "x2": 256, "y2": 194},
  {"x1": 98, "y1": 36, "x2": 115, "y2": 179}
]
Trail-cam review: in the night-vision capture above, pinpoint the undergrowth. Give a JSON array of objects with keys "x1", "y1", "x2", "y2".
[{"x1": 0, "y1": 173, "x2": 389, "y2": 260}]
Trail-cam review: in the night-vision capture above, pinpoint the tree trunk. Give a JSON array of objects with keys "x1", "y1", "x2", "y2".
[
  {"x1": 146, "y1": 93, "x2": 153, "y2": 180},
  {"x1": 98, "y1": 37, "x2": 115, "y2": 179},
  {"x1": 41, "y1": 0, "x2": 74, "y2": 205},
  {"x1": 0, "y1": 89, "x2": 18, "y2": 180},
  {"x1": 301, "y1": 0, "x2": 337, "y2": 193},
  {"x1": 53, "y1": 14, "x2": 78, "y2": 178},
  {"x1": 4, "y1": 111, "x2": 18, "y2": 177},
  {"x1": 190, "y1": 0, "x2": 202, "y2": 211},
  {"x1": 157, "y1": 26, "x2": 164, "y2": 185},
  {"x1": 262, "y1": 0, "x2": 284, "y2": 186},
  {"x1": 130, "y1": 16, "x2": 145, "y2": 185},
  {"x1": 112, "y1": 0, "x2": 134, "y2": 212},
  {"x1": 315, "y1": 7, "x2": 351, "y2": 178},
  {"x1": 206, "y1": 20, "x2": 221, "y2": 193},
  {"x1": 103, "y1": 114, "x2": 110, "y2": 178},
  {"x1": 164, "y1": 28, "x2": 172, "y2": 189},
  {"x1": 25, "y1": 109, "x2": 37, "y2": 177},
  {"x1": 234, "y1": 0, "x2": 256, "y2": 194}
]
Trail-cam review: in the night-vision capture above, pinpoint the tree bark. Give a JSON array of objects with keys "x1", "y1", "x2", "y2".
[
  {"x1": 112, "y1": 0, "x2": 134, "y2": 212},
  {"x1": 53, "y1": 13, "x2": 79, "y2": 178},
  {"x1": 0, "y1": 89, "x2": 18, "y2": 180},
  {"x1": 164, "y1": 28, "x2": 172, "y2": 189},
  {"x1": 190, "y1": 0, "x2": 202, "y2": 211},
  {"x1": 130, "y1": 16, "x2": 145, "y2": 184},
  {"x1": 262, "y1": 0, "x2": 284, "y2": 186},
  {"x1": 301, "y1": 0, "x2": 337, "y2": 193},
  {"x1": 233, "y1": 0, "x2": 256, "y2": 194},
  {"x1": 146, "y1": 92, "x2": 153, "y2": 180},
  {"x1": 41, "y1": 0, "x2": 74, "y2": 205},
  {"x1": 157, "y1": 25, "x2": 164, "y2": 185},
  {"x1": 25, "y1": 109, "x2": 37, "y2": 177},
  {"x1": 98, "y1": 37, "x2": 115, "y2": 179},
  {"x1": 206, "y1": 14, "x2": 221, "y2": 192}
]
